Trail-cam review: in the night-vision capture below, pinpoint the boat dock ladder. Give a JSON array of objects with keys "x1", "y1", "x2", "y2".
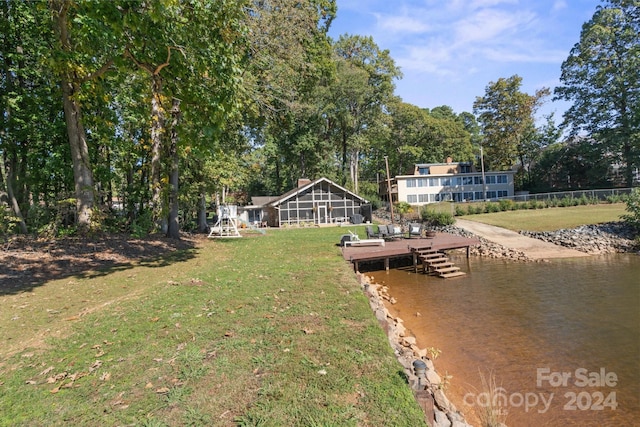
[{"x1": 413, "y1": 248, "x2": 466, "y2": 279}]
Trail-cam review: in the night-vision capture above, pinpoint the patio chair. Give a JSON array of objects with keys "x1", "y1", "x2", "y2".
[
  {"x1": 377, "y1": 224, "x2": 390, "y2": 239},
  {"x1": 365, "y1": 225, "x2": 381, "y2": 239},
  {"x1": 408, "y1": 223, "x2": 422, "y2": 238},
  {"x1": 389, "y1": 224, "x2": 404, "y2": 239}
]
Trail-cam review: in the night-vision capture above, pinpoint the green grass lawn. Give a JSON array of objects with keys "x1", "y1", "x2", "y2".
[
  {"x1": 458, "y1": 203, "x2": 628, "y2": 232},
  {"x1": 0, "y1": 227, "x2": 427, "y2": 427}
]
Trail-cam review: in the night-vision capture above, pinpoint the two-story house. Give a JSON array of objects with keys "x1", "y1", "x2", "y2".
[{"x1": 391, "y1": 157, "x2": 515, "y2": 206}]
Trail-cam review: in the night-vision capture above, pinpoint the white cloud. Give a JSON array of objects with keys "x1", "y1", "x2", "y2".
[
  {"x1": 375, "y1": 13, "x2": 432, "y2": 33},
  {"x1": 453, "y1": 9, "x2": 537, "y2": 45},
  {"x1": 552, "y1": 0, "x2": 568, "y2": 12},
  {"x1": 481, "y1": 46, "x2": 568, "y2": 64},
  {"x1": 328, "y1": 0, "x2": 600, "y2": 112}
]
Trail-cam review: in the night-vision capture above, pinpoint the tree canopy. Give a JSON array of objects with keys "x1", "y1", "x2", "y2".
[
  {"x1": 555, "y1": 0, "x2": 640, "y2": 187},
  {"x1": 0, "y1": 0, "x2": 636, "y2": 238}
]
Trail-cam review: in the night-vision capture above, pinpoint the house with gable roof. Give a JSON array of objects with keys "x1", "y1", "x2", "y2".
[{"x1": 239, "y1": 178, "x2": 370, "y2": 227}]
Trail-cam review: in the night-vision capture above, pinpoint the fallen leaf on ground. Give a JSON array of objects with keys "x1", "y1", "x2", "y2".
[{"x1": 39, "y1": 366, "x2": 54, "y2": 376}]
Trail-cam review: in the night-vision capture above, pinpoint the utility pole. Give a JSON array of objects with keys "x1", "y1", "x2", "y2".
[
  {"x1": 480, "y1": 144, "x2": 487, "y2": 200},
  {"x1": 384, "y1": 155, "x2": 395, "y2": 224}
]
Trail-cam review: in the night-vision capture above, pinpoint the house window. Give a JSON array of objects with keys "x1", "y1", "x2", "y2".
[
  {"x1": 407, "y1": 194, "x2": 418, "y2": 203},
  {"x1": 417, "y1": 178, "x2": 428, "y2": 187},
  {"x1": 497, "y1": 174, "x2": 508, "y2": 184},
  {"x1": 463, "y1": 177, "x2": 473, "y2": 185},
  {"x1": 454, "y1": 177, "x2": 462, "y2": 186},
  {"x1": 407, "y1": 179, "x2": 417, "y2": 188},
  {"x1": 475, "y1": 191, "x2": 484, "y2": 200},
  {"x1": 474, "y1": 176, "x2": 483, "y2": 185},
  {"x1": 418, "y1": 194, "x2": 429, "y2": 203},
  {"x1": 429, "y1": 178, "x2": 440, "y2": 186},
  {"x1": 485, "y1": 175, "x2": 497, "y2": 184},
  {"x1": 460, "y1": 164, "x2": 472, "y2": 173},
  {"x1": 464, "y1": 192, "x2": 474, "y2": 201},
  {"x1": 441, "y1": 178, "x2": 451, "y2": 186},
  {"x1": 486, "y1": 191, "x2": 497, "y2": 198},
  {"x1": 418, "y1": 167, "x2": 430, "y2": 175},
  {"x1": 498, "y1": 190, "x2": 509, "y2": 197}
]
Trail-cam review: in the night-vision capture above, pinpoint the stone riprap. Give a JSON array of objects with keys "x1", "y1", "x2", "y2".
[
  {"x1": 359, "y1": 274, "x2": 473, "y2": 427},
  {"x1": 519, "y1": 222, "x2": 638, "y2": 254}
]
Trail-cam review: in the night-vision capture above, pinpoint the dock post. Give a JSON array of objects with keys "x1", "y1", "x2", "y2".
[
  {"x1": 385, "y1": 257, "x2": 389, "y2": 271},
  {"x1": 413, "y1": 251, "x2": 418, "y2": 273}
]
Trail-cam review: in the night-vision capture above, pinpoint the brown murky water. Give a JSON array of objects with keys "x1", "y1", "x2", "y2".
[{"x1": 369, "y1": 254, "x2": 640, "y2": 427}]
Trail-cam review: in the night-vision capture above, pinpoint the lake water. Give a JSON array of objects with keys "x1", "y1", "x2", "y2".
[{"x1": 369, "y1": 254, "x2": 640, "y2": 427}]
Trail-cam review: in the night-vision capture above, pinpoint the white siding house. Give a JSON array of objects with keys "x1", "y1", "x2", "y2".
[{"x1": 394, "y1": 159, "x2": 515, "y2": 206}]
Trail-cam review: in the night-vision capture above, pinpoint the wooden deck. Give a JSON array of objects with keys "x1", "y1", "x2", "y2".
[{"x1": 341, "y1": 232, "x2": 480, "y2": 273}]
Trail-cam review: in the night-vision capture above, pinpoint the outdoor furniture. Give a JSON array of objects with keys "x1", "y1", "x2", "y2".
[
  {"x1": 339, "y1": 234, "x2": 353, "y2": 247},
  {"x1": 342, "y1": 230, "x2": 385, "y2": 247},
  {"x1": 382, "y1": 224, "x2": 403, "y2": 240},
  {"x1": 408, "y1": 223, "x2": 422, "y2": 238},
  {"x1": 365, "y1": 225, "x2": 381, "y2": 239},
  {"x1": 344, "y1": 238, "x2": 385, "y2": 247}
]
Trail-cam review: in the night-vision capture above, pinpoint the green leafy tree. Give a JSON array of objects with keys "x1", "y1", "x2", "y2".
[
  {"x1": 473, "y1": 75, "x2": 550, "y2": 171},
  {"x1": 531, "y1": 137, "x2": 612, "y2": 190},
  {"x1": 622, "y1": 187, "x2": 640, "y2": 231},
  {"x1": 326, "y1": 34, "x2": 401, "y2": 192},
  {"x1": 241, "y1": 0, "x2": 337, "y2": 194},
  {"x1": 555, "y1": 0, "x2": 640, "y2": 187},
  {"x1": 518, "y1": 113, "x2": 563, "y2": 190},
  {"x1": 48, "y1": 0, "x2": 123, "y2": 232},
  {"x1": 122, "y1": 0, "x2": 248, "y2": 238}
]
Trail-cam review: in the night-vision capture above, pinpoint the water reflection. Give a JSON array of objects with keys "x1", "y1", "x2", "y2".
[{"x1": 370, "y1": 254, "x2": 640, "y2": 427}]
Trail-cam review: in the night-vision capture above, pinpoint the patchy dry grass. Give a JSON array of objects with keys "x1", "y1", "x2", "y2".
[{"x1": 0, "y1": 228, "x2": 426, "y2": 426}]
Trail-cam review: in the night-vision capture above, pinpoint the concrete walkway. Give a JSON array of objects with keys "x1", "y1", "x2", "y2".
[{"x1": 455, "y1": 218, "x2": 590, "y2": 260}]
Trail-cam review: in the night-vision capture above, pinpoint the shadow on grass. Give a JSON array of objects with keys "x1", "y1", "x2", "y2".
[{"x1": 0, "y1": 234, "x2": 199, "y2": 296}]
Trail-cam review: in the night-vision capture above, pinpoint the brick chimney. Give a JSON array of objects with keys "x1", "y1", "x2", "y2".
[{"x1": 297, "y1": 178, "x2": 312, "y2": 187}]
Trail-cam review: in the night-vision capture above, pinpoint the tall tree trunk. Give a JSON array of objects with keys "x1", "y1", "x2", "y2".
[
  {"x1": 150, "y1": 74, "x2": 166, "y2": 232},
  {"x1": 341, "y1": 129, "x2": 348, "y2": 183},
  {"x1": 350, "y1": 149, "x2": 359, "y2": 193},
  {"x1": 167, "y1": 98, "x2": 181, "y2": 239},
  {"x1": 52, "y1": 0, "x2": 95, "y2": 232},
  {"x1": 60, "y1": 77, "x2": 95, "y2": 231},
  {"x1": 1, "y1": 152, "x2": 28, "y2": 234},
  {"x1": 197, "y1": 193, "x2": 209, "y2": 233}
]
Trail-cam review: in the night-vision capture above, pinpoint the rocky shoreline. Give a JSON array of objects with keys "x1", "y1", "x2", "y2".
[
  {"x1": 391, "y1": 220, "x2": 637, "y2": 262},
  {"x1": 360, "y1": 218, "x2": 637, "y2": 426},
  {"x1": 358, "y1": 273, "x2": 473, "y2": 427},
  {"x1": 518, "y1": 221, "x2": 638, "y2": 254}
]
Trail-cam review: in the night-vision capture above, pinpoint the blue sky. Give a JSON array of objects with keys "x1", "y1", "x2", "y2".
[{"x1": 328, "y1": 0, "x2": 602, "y2": 120}]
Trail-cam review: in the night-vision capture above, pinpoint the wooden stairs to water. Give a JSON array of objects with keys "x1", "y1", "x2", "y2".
[{"x1": 414, "y1": 248, "x2": 466, "y2": 279}]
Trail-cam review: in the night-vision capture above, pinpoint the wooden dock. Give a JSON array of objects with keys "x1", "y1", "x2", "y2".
[{"x1": 341, "y1": 232, "x2": 480, "y2": 277}]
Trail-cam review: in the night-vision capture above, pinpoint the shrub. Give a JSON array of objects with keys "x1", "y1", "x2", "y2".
[
  {"x1": 621, "y1": 188, "x2": 640, "y2": 231},
  {"x1": 498, "y1": 199, "x2": 514, "y2": 211},
  {"x1": 485, "y1": 202, "x2": 500, "y2": 213},
  {"x1": 0, "y1": 204, "x2": 21, "y2": 235},
  {"x1": 527, "y1": 199, "x2": 542, "y2": 209},
  {"x1": 421, "y1": 207, "x2": 455, "y2": 226},
  {"x1": 394, "y1": 201, "x2": 413, "y2": 218}
]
